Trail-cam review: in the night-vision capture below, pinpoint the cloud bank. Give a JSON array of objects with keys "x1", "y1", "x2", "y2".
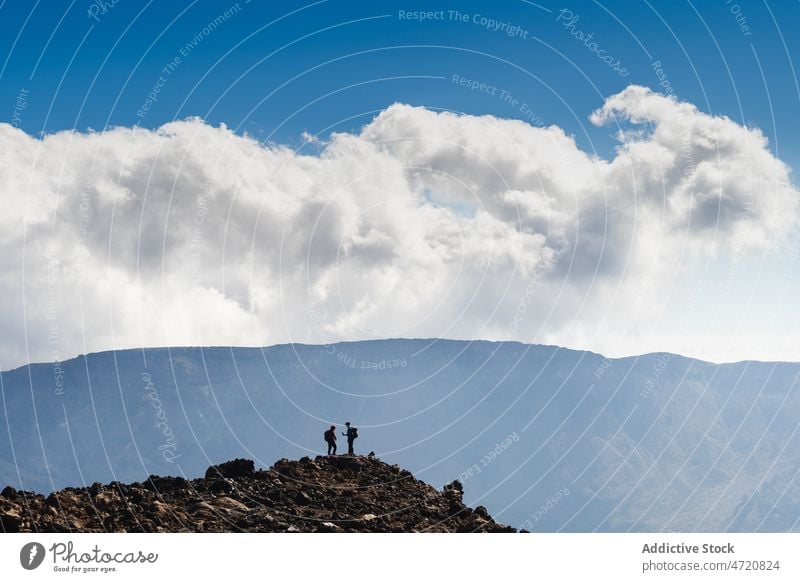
[{"x1": 0, "y1": 85, "x2": 796, "y2": 368}]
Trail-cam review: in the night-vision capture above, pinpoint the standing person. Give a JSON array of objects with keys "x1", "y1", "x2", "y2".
[
  {"x1": 342, "y1": 421, "x2": 358, "y2": 455},
  {"x1": 324, "y1": 425, "x2": 337, "y2": 455}
]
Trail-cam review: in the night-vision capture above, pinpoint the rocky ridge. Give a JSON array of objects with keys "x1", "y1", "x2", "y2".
[{"x1": 0, "y1": 455, "x2": 516, "y2": 533}]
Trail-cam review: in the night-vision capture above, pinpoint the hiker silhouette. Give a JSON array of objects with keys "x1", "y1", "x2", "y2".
[
  {"x1": 324, "y1": 425, "x2": 337, "y2": 455},
  {"x1": 342, "y1": 421, "x2": 358, "y2": 455}
]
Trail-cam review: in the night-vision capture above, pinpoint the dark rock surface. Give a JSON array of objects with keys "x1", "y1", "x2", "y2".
[{"x1": 0, "y1": 456, "x2": 515, "y2": 533}]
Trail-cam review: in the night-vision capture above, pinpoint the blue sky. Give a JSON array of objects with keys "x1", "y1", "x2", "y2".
[
  {"x1": 1, "y1": 0, "x2": 798, "y2": 164},
  {"x1": 1, "y1": 1, "x2": 800, "y2": 366}
]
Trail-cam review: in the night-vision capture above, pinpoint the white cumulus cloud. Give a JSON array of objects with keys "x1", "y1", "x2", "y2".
[{"x1": 0, "y1": 85, "x2": 796, "y2": 369}]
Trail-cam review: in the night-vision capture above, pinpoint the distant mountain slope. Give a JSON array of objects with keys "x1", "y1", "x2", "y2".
[
  {"x1": 0, "y1": 456, "x2": 515, "y2": 533},
  {"x1": 1, "y1": 339, "x2": 799, "y2": 532}
]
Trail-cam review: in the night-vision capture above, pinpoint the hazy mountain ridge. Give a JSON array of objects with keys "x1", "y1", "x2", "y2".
[{"x1": 2, "y1": 339, "x2": 799, "y2": 532}]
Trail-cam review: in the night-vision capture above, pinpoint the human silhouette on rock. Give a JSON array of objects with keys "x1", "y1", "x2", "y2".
[
  {"x1": 324, "y1": 425, "x2": 337, "y2": 455},
  {"x1": 342, "y1": 421, "x2": 358, "y2": 455}
]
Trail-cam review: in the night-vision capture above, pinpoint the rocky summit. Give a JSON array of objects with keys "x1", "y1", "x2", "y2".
[{"x1": 0, "y1": 456, "x2": 515, "y2": 533}]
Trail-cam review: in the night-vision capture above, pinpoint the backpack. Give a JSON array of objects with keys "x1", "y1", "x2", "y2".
[
  {"x1": 351, "y1": 427, "x2": 358, "y2": 439},
  {"x1": 324, "y1": 429, "x2": 334, "y2": 442}
]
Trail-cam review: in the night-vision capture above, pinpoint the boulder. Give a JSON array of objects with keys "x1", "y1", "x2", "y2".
[
  {"x1": 0, "y1": 507, "x2": 21, "y2": 532},
  {"x1": 205, "y1": 459, "x2": 255, "y2": 480},
  {"x1": 208, "y1": 479, "x2": 234, "y2": 495}
]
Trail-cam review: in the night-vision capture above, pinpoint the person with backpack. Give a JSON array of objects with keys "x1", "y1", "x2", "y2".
[
  {"x1": 324, "y1": 425, "x2": 337, "y2": 455},
  {"x1": 342, "y1": 421, "x2": 358, "y2": 455}
]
